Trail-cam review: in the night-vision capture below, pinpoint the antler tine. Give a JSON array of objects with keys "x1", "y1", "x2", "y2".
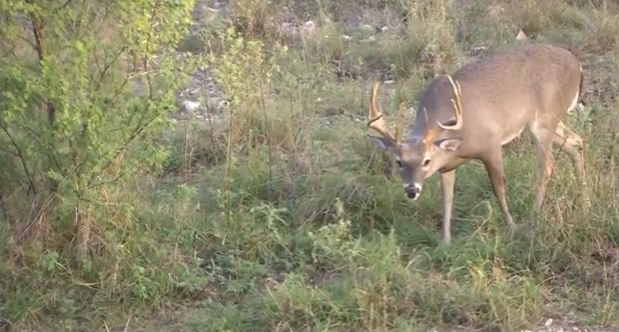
[
  {"x1": 368, "y1": 80, "x2": 398, "y2": 143},
  {"x1": 437, "y1": 75, "x2": 464, "y2": 131}
]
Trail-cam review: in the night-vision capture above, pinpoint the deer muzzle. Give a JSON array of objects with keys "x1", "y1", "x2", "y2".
[{"x1": 405, "y1": 183, "x2": 422, "y2": 200}]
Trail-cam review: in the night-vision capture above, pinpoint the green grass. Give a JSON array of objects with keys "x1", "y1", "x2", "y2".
[{"x1": 2, "y1": 0, "x2": 619, "y2": 331}]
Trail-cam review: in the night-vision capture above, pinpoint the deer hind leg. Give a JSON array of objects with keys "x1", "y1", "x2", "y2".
[
  {"x1": 552, "y1": 122, "x2": 589, "y2": 205},
  {"x1": 529, "y1": 122, "x2": 557, "y2": 210}
]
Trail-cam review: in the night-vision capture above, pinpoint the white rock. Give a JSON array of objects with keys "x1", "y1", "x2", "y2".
[
  {"x1": 302, "y1": 20, "x2": 317, "y2": 34},
  {"x1": 182, "y1": 100, "x2": 201, "y2": 112},
  {"x1": 359, "y1": 23, "x2": 374, "y2": 32},
  {"x1": 488, "y1": 4, "x2": 505, "y2": 18},
  {"x1": 279, "y1": 22, "x2": 296, "y2": 35}
]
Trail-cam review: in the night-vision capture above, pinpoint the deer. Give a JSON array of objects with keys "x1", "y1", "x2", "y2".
[{"x1": 368, "y1": 43, "x2": 586, "y2": 244}]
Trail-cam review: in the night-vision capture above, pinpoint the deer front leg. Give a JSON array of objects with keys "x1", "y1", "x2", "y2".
[
  {"x1": 440, "y1": 169, "x2": 456, "y2": 244},
  {"x1": 482, "y1": 150, "x2": 515, "y2": 226}
]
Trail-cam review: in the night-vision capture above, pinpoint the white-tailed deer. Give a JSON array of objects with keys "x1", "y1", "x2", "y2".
[{"x1": 369, "y1": 43, "x2": 586, "y2": 244}]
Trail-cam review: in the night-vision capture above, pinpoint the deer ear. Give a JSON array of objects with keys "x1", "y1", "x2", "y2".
[
  {"x1": 369, "y1": 135, "x2": 396, "y2": 151},
  {"x1": 435, "y1": 138, "x2": 462, "y2": 152}
]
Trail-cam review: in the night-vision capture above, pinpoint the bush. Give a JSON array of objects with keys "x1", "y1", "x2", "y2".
[{"x1": 2, "y1": 0, "x2": 619, "y2": 331}]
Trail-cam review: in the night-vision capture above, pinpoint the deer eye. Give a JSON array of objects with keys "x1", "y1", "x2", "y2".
[{"x1": 422, "y1": 159, "x2": 431, "y2": 167}]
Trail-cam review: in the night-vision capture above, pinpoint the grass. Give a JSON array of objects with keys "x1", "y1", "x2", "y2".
[{"x1": 2, "y1": 0, "x2": 619, "y2": 331}]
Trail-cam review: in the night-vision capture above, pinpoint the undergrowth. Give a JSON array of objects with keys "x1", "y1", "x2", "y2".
[{"x1": 1, "y1": 0, "x2": 619, "y2": 331}]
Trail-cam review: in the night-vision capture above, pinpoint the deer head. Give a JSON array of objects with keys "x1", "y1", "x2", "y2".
[{"x1": 368, "y1": 76, "x2": 464, "y2": 200}]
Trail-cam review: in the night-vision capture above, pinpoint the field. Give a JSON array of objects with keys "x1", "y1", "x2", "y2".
[{"x1": 1, "y1": 0, "x2": 619, "y2": 331}]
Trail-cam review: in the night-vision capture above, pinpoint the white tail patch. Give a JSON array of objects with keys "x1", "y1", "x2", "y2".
[
  {"x1": 567, "y1": 89, "x2": 581, "y2": 113},
  {"x1": 570, "y1": 65, "x2": 585, "y2": 113},
  {"x1": 515, "y1": 29, "x2": 528, "y2": 41},
  {"x1": 501, "y1": 127, "x2": 525, "y2": 146}
]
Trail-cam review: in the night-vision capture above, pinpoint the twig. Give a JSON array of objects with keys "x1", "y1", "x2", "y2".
[{"x1": 0, "y1": 123, "x2": 37, "y2": 194}]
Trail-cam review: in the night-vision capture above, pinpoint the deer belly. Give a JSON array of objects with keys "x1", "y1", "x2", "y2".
[{"x1": 500, "y1": 127, "x2": 525, "y2": 145}]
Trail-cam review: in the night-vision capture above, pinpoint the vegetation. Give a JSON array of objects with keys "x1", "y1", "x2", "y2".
[{"x1": 1, "y1": 0, "x2": 618, "y2": 331}]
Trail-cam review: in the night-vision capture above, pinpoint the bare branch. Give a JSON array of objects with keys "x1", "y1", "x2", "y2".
[{"x1": 0, "y1": 123, "x2": 37, "y2": 194}]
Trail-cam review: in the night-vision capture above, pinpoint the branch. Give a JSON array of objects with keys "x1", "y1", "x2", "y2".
[
  {"x1": 28, "y1": 11, "x2": 44, "y2": 61},
  {"x1": 54, "y1": 0, "x2": 73, "y2": 13},
  {"x1": 90, "y1": 102, "x2": 158, "y2": 186},
  {"x1": 25, "y1": 3, "x2": 57, "y2": 125},
  {"x1": 0, "y1": 123, "x2": 37, "y2": 194},
  {"x1": 94, "y1": 46, "x2": 127, "y2": 91}
]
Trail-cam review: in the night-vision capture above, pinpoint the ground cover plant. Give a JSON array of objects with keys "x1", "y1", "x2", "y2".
[{"x1": 1, "y1": 0, "x2": 619, "y2": 331}]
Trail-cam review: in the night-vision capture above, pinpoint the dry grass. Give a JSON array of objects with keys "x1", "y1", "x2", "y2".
[{"x1": 2, "y1": 0, "x2": 619, "y2": 331}]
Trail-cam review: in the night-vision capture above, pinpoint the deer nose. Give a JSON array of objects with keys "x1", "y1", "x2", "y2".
[{"x1": 405, "y1": 184, "x2": 422, "y2": 200}]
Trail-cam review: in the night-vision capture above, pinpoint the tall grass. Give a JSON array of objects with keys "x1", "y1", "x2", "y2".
[{"x1": 2, "y1": 0, "x2": 619, "y2": 331}]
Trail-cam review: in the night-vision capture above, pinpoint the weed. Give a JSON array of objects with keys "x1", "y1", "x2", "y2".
[{"x1": 2, "y1": 0, "x2": 619, "y2": 331}]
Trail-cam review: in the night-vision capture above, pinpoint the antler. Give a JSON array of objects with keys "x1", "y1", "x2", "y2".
[
  {"x1": 368, "y1": 81, "x2": 398, "y2": 143},
  {"x1": 437, "y1": 75, "x2": 464, "y2": 131}
]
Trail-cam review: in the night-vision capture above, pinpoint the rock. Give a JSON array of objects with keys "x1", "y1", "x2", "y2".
[
  {"x1": 359, "y1": 23, "x2": 374, "y2": 32},
  {"x1": 302, "y1": 20, "x2": 317, "y2": 34},
  {"x1": 488, "y1": 4, "x2": 506, "y2": 18},
  {"x1": 360, "y1": 35, "x2": 376, "y2": 43},
  {"x1": 182, "y1": 100, "x2": 201, "y2": 112},
  {"x1": 279, "y1": 22, "x2": 296, "y2": 35}
]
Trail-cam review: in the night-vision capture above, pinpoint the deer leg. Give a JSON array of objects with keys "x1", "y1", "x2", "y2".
[
  {"x1": 533, "y1": 143, "x2": 554, "y2": 210},
  {"x1": 481, "y1": 150, "x2": 515, "y2": 226},
  {"x1": 529, "y1": 123, "x2": 556, "y2": 210},
  {"x1": 553, "y1": 122, "x2": 589, "y2": 206},
  {"x1": 440, "y1": 169, "x2": 456, "y2": 244}
]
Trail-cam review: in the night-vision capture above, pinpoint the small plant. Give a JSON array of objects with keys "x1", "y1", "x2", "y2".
[
  {"x1": 230, "y1": 0, "x2": 274, "y2": 36},
  {"x1": 309, "y1": 198, "x2": 360, "y2": 265},
  {"x1": 2, "y1": 0, "x2": 619, "y2": 331},
  {"x1": 390, "y1": 0, "x2": 461, "y2": 77}
]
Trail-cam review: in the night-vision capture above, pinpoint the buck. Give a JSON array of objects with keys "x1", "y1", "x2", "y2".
[{"x1": 368, "y1": 43, "x2": 586, "y2": 244}]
